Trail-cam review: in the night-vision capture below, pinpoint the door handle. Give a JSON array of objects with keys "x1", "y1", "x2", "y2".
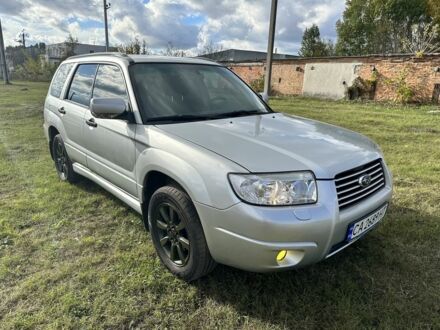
[
  {"x1": 58, "y1": 107, "x2": 66, "y2": 114},
  {"x1": 85, "y1": 118, "x2": 98, "y2": 127}
]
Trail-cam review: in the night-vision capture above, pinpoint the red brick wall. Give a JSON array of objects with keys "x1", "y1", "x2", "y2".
[
  {"x1": 358, "y1": 59, "x2": 440, "y2": 102},
  {"x1": 229, "y1": 62, "x2": 305, "y2": 95},
  {"x1": 228, "y1": 55, "x2": 440, "y2": 103}
]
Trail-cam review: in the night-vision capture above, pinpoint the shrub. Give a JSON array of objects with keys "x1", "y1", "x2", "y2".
[
  {"x1": 384, "y1": 67, "x2": 414, "y2": 103},
  {"x1": 248, "y1": 75, "x2": 279, "y2": 95},
  {"x1": 249, "y1": 76, "x2": 265, "y2": 93},
  {"x1": 12, "y1": 56, "x2": 57, "y2": 82}
]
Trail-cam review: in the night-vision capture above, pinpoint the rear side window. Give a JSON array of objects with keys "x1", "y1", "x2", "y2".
[
  {"x1": 50, "y1": 63, "x2": 73, "y2": 98},
  {"x1": 67, "y1": 64, "x2": 98, "y2": 107},
  {"x1": 92, "y1": 65, "x2": 128, "y2": 100}
]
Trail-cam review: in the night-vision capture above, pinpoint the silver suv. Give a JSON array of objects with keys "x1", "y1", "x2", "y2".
[{"x1": 44, "y1": 53, "x2": 393, "y2": 281}]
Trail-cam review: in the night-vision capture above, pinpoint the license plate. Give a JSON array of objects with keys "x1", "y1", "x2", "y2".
[{"x1": 346, "y1": 204, "x2": 388, "y2": 241}]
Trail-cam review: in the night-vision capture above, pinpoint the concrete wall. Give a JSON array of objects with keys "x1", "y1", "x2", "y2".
[
  {"x1": 302, "y1": 63, "x2": 361, "y2": 99},
  {"x1": 228, "y1": 55, "x2": 440, "y2": 103}
]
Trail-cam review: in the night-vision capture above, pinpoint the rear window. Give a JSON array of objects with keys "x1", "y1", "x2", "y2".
[
  {"x1": 49, "y1": 63, "x2": 73, "y2": 98},
  {"x1": 67, "y1": 64, "x2": 98, "y2": 107}
]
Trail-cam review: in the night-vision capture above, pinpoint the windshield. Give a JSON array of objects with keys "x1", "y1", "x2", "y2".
[{"x1": 129, "y1": 63, "x2": 270, "y2": 123}]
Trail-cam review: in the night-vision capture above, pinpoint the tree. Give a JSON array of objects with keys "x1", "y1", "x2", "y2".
[
  {"x1": 336, "y1": 0, "x2": 431, "y2": 55},
  {"x1": 118, "y1": 37, "x2": 142, "y2": 54},
  {"x1": 64, "y1": 34, "x2": 78, "y2": 59},
  {"x1": 161, "y1": 42, "x2": 186, "y2": 57},
  {"x1": 197, "y1": 40, "x2": 224, "y2": 58},
  {"x1": 298, "y1": 24, "x2": 332, "y2": 57},
  {"x1": 403, "y1": 22, "x2": 440, "y2": 57},
  {"x1": 428, "y1": 0, "x2": 440, "y2": 23},
  {"x1": 141, "y1": 39, "x2": 150, "y2": 55}
]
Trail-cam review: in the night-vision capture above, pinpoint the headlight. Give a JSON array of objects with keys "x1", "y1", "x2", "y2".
[{"x1": 228, "y1": 172, "x2": 317, "y2": 206}]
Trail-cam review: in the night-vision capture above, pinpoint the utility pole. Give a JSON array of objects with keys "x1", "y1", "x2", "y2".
[
  {"x1": 16, "y1": 29, "x2": 28, "y2": 48},
  {"x1": 103, "y1": 0, "x2": 111, "y2": 51},
  {"x1": 0, "y1": 18, "x2": 10, "y2": 84},
  {"x1": 263, "y1": 0, "x2": 278, "y2": 102}
]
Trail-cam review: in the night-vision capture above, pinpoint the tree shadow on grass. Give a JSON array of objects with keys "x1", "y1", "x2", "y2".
[{"x1": 191, "y1": 204, "x2": 438, "y2": 328}]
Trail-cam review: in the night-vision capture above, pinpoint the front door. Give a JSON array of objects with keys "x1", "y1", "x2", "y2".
[{"x1": 82, "y1": 64, "x2": 138, "y2": 197}]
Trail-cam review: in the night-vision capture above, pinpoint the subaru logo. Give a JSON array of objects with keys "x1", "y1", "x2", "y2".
[{"x1": 358, "y1": 174, "x2": 372, "y2": 187}]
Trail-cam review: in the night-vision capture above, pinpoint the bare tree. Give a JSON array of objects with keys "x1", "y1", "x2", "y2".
[
  {"x1": 197, "y1": 40, "x2": 223, "y2": 57},
  {"x1": 118, "y1": 37, "x2": 141, "y2": 54},
  {"x1": 403, "y1": 22, "x2": 440, "y2": 57},
  {"x1": 141, "y1": 39, "x2": 150, "y2": 55},
  {"x1": 64, "y1": 34, "x2": 78, "y2": 59},
  {"x1": 161, "y1": 42, "x2": 186, "y2": 57},
  {"x1": 15, "y1": 29, "x2": 29, "y2": 48}
]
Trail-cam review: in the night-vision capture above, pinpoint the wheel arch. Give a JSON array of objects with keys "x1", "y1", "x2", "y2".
[
  {"x1": 48, "y1": 126, "x2": 60, "y2": 159},
  {"x1": 141, "y1": 170, "x2": 188, "y2": 216}
]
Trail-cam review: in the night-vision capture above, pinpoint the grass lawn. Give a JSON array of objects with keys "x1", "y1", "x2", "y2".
[{"x1": 1, "y1": 81, "x2": 439, "y2": 329}]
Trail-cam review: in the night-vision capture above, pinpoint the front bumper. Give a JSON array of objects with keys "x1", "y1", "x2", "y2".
[{"x1": 195, "y1": 169, "x2": 393, "y2": 272}]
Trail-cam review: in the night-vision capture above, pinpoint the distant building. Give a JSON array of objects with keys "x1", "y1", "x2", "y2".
[
  {"x1": 43, "y1": 43, "x2": 117, "y2": 65},
  {"x1": 198, "y1": 48, "x2": 297, "y2": 63}
]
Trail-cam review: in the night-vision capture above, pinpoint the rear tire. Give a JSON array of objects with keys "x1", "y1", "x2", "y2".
[
  {"x1": 52, "y1": 134, "x2": 79, "y2": 183},
  {"x1": 148, "y1": 186, "x2": 216, "y2": 281}
]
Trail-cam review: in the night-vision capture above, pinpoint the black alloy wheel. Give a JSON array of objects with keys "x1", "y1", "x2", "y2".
[
  {"x1": 52, "y1": 134, "x2": 78, "y2": 183},
  {"x1": 148, "y1": 186, "x2": 216, "y2": 281},
  {"x1": 154, "y1": 202, "x2": 190, "y2": 266}
]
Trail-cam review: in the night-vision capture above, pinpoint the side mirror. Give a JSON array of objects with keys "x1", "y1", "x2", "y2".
[{"x1": 90, "y1": 97, "x2": 127, "y2": 119}]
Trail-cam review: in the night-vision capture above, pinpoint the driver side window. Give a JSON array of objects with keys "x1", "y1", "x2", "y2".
[{"x1": 92, "y1": 65, "x2": 128, "y2": 101}]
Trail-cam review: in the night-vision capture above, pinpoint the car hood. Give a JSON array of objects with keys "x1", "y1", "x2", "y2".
[{"x1": 155, "y1": 113, "x2": 382, "y2": 179}]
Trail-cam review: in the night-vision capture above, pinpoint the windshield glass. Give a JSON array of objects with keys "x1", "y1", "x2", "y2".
[{"x1": 130, "y1": 63, "x2": 269, "y2": 122}]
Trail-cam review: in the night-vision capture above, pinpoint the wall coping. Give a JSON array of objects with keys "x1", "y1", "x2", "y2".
[{"x1": 225, "y1": 53, "x2": 440, "y2": 66}]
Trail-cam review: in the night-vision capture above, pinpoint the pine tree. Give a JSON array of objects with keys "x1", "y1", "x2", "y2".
[{"x1": 298, "y1": 24, "x2": 331, "y2": 57}]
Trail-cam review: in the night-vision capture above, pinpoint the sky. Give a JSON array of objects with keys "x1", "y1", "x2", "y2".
[{"x1": 0, "y1": 0, "x2": 346, "y2": 55}]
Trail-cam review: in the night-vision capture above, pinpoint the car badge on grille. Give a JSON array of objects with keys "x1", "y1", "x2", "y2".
[{"x1": 358, "y1": 174, "x2": 372, "y2": 187}]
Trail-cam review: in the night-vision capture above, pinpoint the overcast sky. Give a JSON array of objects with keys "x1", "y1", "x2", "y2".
[{"x1": 0, "y1": 0, "x2": 346, "y2": 55}]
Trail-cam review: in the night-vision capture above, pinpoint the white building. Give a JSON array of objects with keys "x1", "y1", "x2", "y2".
[{"x1": 43, "y1": 43, "x2": 117, "y2": 65}]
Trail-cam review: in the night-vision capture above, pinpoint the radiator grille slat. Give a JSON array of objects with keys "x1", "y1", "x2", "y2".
[{"x1": 335, "y1": 159, "x2": 386, "y2": 210}]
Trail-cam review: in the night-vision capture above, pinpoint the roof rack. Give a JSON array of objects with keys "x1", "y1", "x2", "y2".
[{"x1": 67, "y1": 52, "x2": 133, "y2": 63}]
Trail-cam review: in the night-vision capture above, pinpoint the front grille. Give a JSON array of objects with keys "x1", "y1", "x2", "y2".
[{"x1": 335, "y1": 159, "x2": 385, "y2": 210}]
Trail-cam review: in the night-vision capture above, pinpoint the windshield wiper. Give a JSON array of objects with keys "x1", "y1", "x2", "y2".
[
  {"x1": 148, "y1": 110, "x2": 267, "y2": 123},
  {"x1": 208, "y1": 110, "x2": 267, "y2": 119}
]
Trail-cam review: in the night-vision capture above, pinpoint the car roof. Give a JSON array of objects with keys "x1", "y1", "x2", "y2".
[{"x1": 63, "y1": 52, "x2": 221, "y2": 66}]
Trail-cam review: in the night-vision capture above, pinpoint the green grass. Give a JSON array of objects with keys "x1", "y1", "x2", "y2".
[{"x1": 1, "y1": 82, "x2": 439, "y2": 329}]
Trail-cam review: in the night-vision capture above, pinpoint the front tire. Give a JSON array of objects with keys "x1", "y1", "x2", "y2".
[
  {"x1": 148, "y1": 186, "x2": 216, "y2": 281},
  {"x1": 52, "y1": 134, "x2": 79, "y2": 183}
]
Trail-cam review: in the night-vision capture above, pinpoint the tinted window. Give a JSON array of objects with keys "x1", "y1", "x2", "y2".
[
  {"x1": 130, "y1": 64, "x2": 267, "y2": 121},
  {"x1": 50, "y1": 63, "x2": 73, "y2": 98},
  {"x1": 67, "y1": 64, "x2": 98, "y2": 106},
  {"x1": 92, "y1": 65, "x2": 128, "y2": 100}
]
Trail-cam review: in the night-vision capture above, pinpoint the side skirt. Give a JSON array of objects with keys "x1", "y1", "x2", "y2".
[{"x1": 72, "y1": 162, "x2": 142, "y2": 214}]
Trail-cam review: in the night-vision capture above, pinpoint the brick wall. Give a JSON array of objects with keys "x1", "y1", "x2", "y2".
[
  {"x1": 358, "y1": 57, "x2": 440, "y2": 102},
  {"x1": 228, "y1": 55, "x2": 440, "y2": 103}
]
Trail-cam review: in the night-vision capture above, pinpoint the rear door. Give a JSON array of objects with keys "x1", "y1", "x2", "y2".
[
  {"x1": 45, "y1": 63, "x2": 74, "y2": 146},
  {"x1": 62, "y1": 64, "x2": 98, "y2": 165},
  {"x1": 82, "y1": 64, "x2": 138, "y2": 197}
]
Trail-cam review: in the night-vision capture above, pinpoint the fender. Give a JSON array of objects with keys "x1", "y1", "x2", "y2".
[
  {"x1": 135, "y1": 126, "x2": 246, "y2": 210},
  {"x1": 44, "y1": 107, "x2": 66, "y2": 140}
]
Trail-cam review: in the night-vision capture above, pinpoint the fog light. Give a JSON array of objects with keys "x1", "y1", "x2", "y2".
[{"x1": 276, "y1": 250, "x2": 287, "y2": 262}]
